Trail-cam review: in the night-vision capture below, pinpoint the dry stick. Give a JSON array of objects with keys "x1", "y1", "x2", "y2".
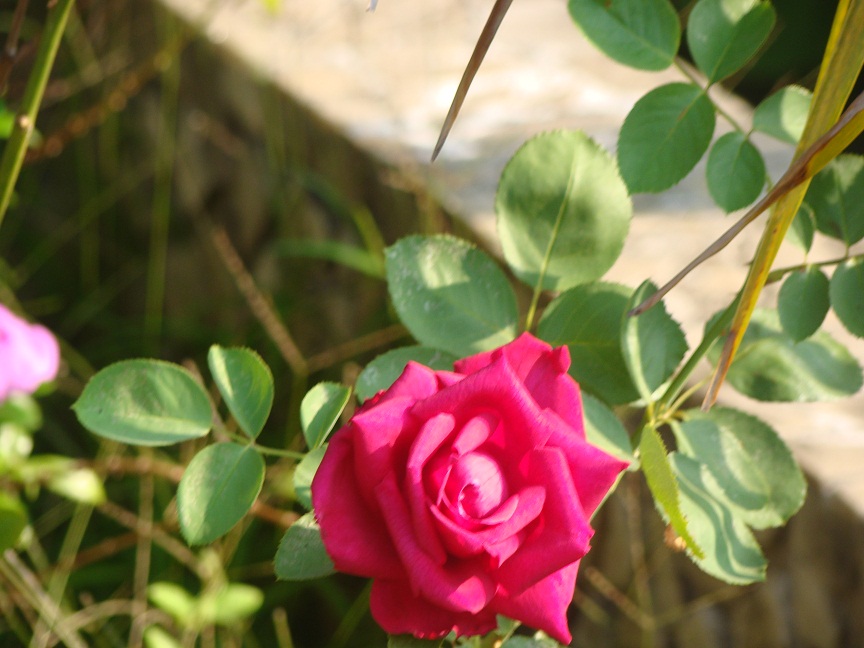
[
  {"x1": 431, "y1": 0, "x2": 514, "y2": 161},
  {"x1": 305, "y1": 323, "x2": 408, "y2": 374},
  {"x1": 0, "y1": 0, "x2": 29, "y2": 94},
  {"x1": 46, "y1": 602, "x2": 170, "y2": 648},
  {"x1": 581, "y1": 567, "x2": 653, "y2": 630},
  {"x1": 0, "y1": 551, "x2": 87, "y2": 648},
  {"x1": 96, "y1": 501, "x2": 206, "y2": 581},
  {"x1": 208, "y1": 224, "x2": 308, "y2": 376},
  {"x1": 630, "y1": 87, "x2": 864, "y2": 317},
  {"x1": 128, "y1": 452, "x2": 155, "y2": 648}
]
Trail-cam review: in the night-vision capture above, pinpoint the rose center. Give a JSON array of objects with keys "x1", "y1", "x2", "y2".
[{"x1": 444, "y1": 451, "x2": 508, "y2": 519}]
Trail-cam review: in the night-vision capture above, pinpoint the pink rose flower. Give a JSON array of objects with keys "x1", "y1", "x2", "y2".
[
  {"x1": 312, "y1": 333, "x2": 628, "y2": 643},
  {"x1": 0, "y1": 304, "x2": 60, "y2": 403}
]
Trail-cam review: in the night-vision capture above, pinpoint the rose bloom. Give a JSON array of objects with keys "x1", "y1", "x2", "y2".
[
  {"x1": 0, "y1": 304, "x2": 60, "y2": 403},
  {"x1": 312, "y1": 333, "x2": 628, "y2": 643}
]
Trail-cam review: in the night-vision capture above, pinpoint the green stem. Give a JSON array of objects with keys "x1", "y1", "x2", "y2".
[
  {"x1": 673, "y1": 61, "x2": 749, "y2": 134},
  {"x1": 0, "y1": 0, "x2": 75, "y2": 234},
  {"x1": 655, "y1": 293, "x2": 740, "y2": 417},
  {"x1": 251, "y1": 444, "x2": 306, "y2": 461},
  {"x1": 144, "y1": 15, "x2": 181, "y2": 347},
  {"x1": 765, "y1": 250, "x2": 864, "y2": 283}
]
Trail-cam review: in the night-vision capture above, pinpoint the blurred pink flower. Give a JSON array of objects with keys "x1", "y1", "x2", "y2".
[{"x1": 0, "y1": 304, "x2": 60, "y2": 402}]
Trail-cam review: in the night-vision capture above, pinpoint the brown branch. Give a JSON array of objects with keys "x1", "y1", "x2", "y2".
[{"x1": 0, "y1": 0, "x2": 29, "y2": 95}]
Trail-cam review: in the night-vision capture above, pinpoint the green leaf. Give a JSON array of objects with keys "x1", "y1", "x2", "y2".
[
  {"x1": 618, "y1": 83, "x2": 716, "y2": 193},
  {"x1": 207, "y1": 584, "x2": 264, "y2": 626},
  {"x1": 670, "y1": 453, "x2": 766, "y2": 584},
  {"x1": 355, "y1": 346, "x2": 458, "y2": 402},
  {"x1": 385, "y1": 235, "x2": 518, "y2": 357},
  {"x1": 672, "y1": 408, "x2": 805, "y2": 529},
  {"x1": 272, "y1": 238, "x2": 384, "y2": 278},
  {"x1": 0, "y1": 492, "x2": 27, "y2": 551},
  {"x1": 0, "y1": 393, "x2": 42, "y2": 431},
  {"x1": 208, "y1": 346, "x2": 274, "y2": 440},
  {"x1": 300, "y1": 382, "x2": 351, "y2": 450},
  {"x1": 788, "y1": 202, "x2": 816, "y2": 252},
  {"x1": 47, "y1": 466, "x2": 106, "y2": 505},
  {"x1": 568, "y1": 0, "x2": 680, "y2": 71},
  {"x1": 148, "y1": 582, "x2": 197, "y2": 628},
  {"x1": 537, "y1": 282, "x2": 639, "y2": 405},
  {"x1": 388, "y1": 636, "x2": 443, "y2": 648},
  {"x1": 805, "y1": 154, "x2": 864, "y2": 246},
  {"x1": 73, "y1": 360, "x2": 212, "y2": 446},
  {"x1": 639, "y1": 426, "x2": 703, "y2": 559},
  {"x1": 0, "y1": 423, "x2": 32, "y2": 468},
  {"x1": 21, "y1": 457, "x2": 107, "y2": 505},
  {"x1": 686, "y1": 0, "x2": 775, "y2": 84},
  {"x1": 622, "y1": 281, "x2": 688, "y2": 401},
  {"x1": 496, "y1": 130, "x2": 631, "y2": 291},
  {"x1": 709, "y1": 308, "x2": 863, "y2": 401},
  {"x1": 706, "y1": 132, "x2": 766, "y2": 212},
  {"x1": 274, "y1": 511, "x2": 335, "y2": 580},
  {"x1": 778, "y1": 267, "x2": 830, "y2": 341},
  {"x1": 177, "y1": 443, "x2": 265, "y2": 545},
  {"x1": 143, "y1": 625, "x2": 182, "y2": 648},
  {"x1": 293, "y1": 445, "x2": 327, "y2": 510},
  {"x1": 830, "y1": 258, "x2": 864, "y2": 337},
  {"x1": 582, "y1": 393, "x2": 634, "y2": 463},
  {"x1": 752, "y1": 85, "x2": 812, "y2": 144}
]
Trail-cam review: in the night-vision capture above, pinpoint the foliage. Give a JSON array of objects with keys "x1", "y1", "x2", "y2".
[{"x1": 1, "y1": 0, "x2": 863, "y2": 646}]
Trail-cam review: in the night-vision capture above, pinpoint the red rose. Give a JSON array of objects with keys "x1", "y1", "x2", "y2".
[{"x1": 312, "y1": 333, "x2": 628, "y2": 643}]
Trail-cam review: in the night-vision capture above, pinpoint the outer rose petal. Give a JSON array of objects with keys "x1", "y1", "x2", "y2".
[
  {"x1": 455, "y1": 333, "x2": 584, "y2": 434},
  {"x1": 311, "y1": 431, "x2": 403, "y2": 579},
  {"x1": 370, "y1": 577, "x2": 497, "y2": 640},
  {"x1": 492, "y1": 561, "x2": 579, "y2": 645},
  {"x1": 377, "y1": 361, "x2": 443, "y2": 404},
  {"x1": 351, "y1": 395, "x2": 418, "y2": 498},
  {"x1": 547, "y1": 422, "x2": 630, "y2": 517},
  {"x1": 411, "y1": 356, "x2": 553, "y2": 457}
]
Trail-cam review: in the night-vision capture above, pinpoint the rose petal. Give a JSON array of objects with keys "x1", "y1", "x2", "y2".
[
  {"x1": 457, "y1": 334, "x2": 584, "y2": 434},
  {"x1": 412, "y1": 357, "x2": 553, "y2": 458},
  {"x1": 376, "y1": 474, "x2": 496, "y2": 613},
  {"x1": 351, "y1": 395, "x2": 417, "y2": 497},
  {"x1": 446, "y1": 452, "x2": 507, "y2": 518},
  {"x1": 452, "y1": 412, "x2": 498, "y2": 455},
  {"x1": 547, "y1": 423, "x2": 629, "y2": 517},
  {"x1": 495, "y1": 448, "x2": 593, "y2": 594},
  {"x1": 406, "y1": 413, "x2": 456, "y2": 564},
  {"x1": 378, "y1": 361, "x2": 442, "y2": 403},
  {"x1": 430, "y1": 486, "x2": 545, "y2": 564},
  {"x1": 311, "y1": 431, "x2": 403, "y2": 578},
  {"x1": 492, "y1": 561, "x2": 578, "y2": 645},
  {"x1": 370, "y1": 578, "x2": 497, "y2": 640}
]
